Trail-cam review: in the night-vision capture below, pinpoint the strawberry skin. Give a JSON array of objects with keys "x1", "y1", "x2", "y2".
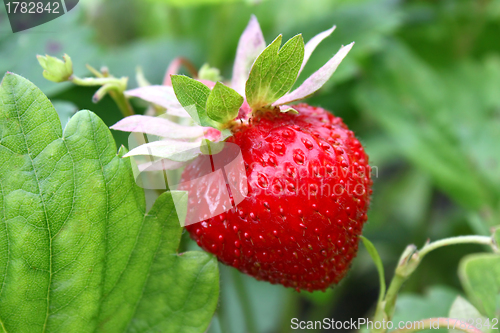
[{"x1": 182, "y1": 104, "x2": 372, "y2": 291}]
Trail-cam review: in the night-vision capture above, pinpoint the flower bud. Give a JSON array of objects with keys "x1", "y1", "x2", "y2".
[
  {"x1": 198, "y1": 64, "x2": 222, "y2": 82},
  {"x1": 37, "y1": 54, "x2": 73, "y2": 83}
]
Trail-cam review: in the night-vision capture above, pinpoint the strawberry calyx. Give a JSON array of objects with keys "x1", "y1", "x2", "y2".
[{"x1": 112, "y1": 15, "x2": 353, "y2": 167}]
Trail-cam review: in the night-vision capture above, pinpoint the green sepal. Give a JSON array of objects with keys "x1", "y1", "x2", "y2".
[
  {"x1": 206, "y1": 82, "x2": 244, "y2": 123},
  {"x1": 200, "y1": 139, "x2": 225, "y2": 155},
  {"x1": 171, "y1": 75, "x2": 219, "y2": 128},
  {"x1": 245, "y1": 34, "x2": 305, "y2": 109}
]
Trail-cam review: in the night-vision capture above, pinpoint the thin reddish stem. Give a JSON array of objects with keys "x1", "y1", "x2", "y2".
[{"x1": 163, "y1": 57, "x2": 199, "y2": 85}]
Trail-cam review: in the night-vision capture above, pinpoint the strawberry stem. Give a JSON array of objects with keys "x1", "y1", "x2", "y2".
[
  {"x1": 70, "y1": 74, "x2": 135, "y2": 117},
  {"x1": 371, "y1": 235, "x2": 494, "y2": 333}
]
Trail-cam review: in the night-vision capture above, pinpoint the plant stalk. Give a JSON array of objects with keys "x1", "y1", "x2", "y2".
[{"x1": 372, "y1": 235, "x2": 494, "y2": 333}]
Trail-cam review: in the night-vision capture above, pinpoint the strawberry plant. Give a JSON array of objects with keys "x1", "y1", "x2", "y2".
[{"x1": 1, "y1": 12, "x2": 499, "y2": 333}]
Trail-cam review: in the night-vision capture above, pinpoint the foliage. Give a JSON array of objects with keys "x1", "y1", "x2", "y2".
[
  {"x1": 0, "y1": 73, "x2": 219, "y2": 332},
  {"x1": 2, "y1": 0, "x2": 500, "y2": 332}
]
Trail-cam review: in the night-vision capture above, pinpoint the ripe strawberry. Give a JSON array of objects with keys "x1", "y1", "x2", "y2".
[
  {"x1": 182, "y1": 104, "x2": 372, "y2": 291},
  {"x1": 114, "y1": 16, "x2": 371, "y2": 291}
]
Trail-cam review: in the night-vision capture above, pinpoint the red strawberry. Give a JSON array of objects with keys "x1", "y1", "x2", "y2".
[
  {"x1": 112, "y1": 17, "x2": 369, "y2": 291},
  {"x1": 182, "y1": 104, "x2": 372, "y2": 291}
]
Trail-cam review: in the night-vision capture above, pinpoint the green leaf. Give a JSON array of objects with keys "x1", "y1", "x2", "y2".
[
  {"x1": 392, "y1": 286, "x2": 459, "y2": 333},
  {"x1": 360, "y1": 236, "x2": 386, "y2": 304},
  {"x1": 355, "y1": 41, "x2": 497, "y2": 213},
  {"x1": 448, "y1": 296, "x2": 490, "y2": 333},
  {"x1": 171, "y1": 75, "x2": 220, "y2": 128},
  {"x1": 0, "y1": 73, "x2": 219, "y2": 333},
  {"x1": 122, "y1": 192, "x2": 220, "y2": 333},
  {"x1": 458, "y1": 253, "x2": 500, "y2": 319},
  {"x1": 206, "y1": 82, "x2": 243, "y2": 123},
  {"x1": 245, "y1": 34, "x2": 305, "y2": 109}
]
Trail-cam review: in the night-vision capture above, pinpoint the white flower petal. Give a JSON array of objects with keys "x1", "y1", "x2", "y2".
[
  {"x1": 299, "y1": 26, "x2": 336, "y2": 76},
  {"x1": 125, "y1": 85, "x2": 190, "y2": 117},
  {"x1": 110, "y1": 115, "x2": 205, "y2": 139},
  {"x1": 231, "y1": 15, "x2": 266, "y2": 95},
  {"x1": 273, "y1": 42, "x2": 354, "y2": 106}
]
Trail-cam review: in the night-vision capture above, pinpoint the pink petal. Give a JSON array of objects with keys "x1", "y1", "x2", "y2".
[
  {"x1": 110, "y1": 115, "x2": 205, "y2": 139},
  {"x1": 231, "y1": 15, "x2": 266, "y2": 95},
  {"x1": 236, "y1": 100, "x2": 252, "y2": 120},
  {"x1": 125, "y1": 85, "x2": 190, "y2": 117},
  {"x1": 299, "y1": 26, "x2": 336, "y2": 76},
  {"x1": 197, "y1": 79, "x2": 217, "y2": 89},
  {"x1": 273, "y1": 42, "x2": 354, "y2": 106}
]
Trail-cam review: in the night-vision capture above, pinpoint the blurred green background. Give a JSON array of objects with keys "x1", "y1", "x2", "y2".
[{"x1": 1, "y1": 0, "x2": 500, "y2": 332}]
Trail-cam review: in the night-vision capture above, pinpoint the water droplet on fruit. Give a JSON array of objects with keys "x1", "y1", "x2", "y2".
[
  {"x1": 244, "y1": 232, "x2": 250, "y2": 239},
  {"x1": 218, "y1": 235, "x2": 224, "y2": 242},
  {"x1": 233, "y1": 225, "x2": 239, "y2": 232},
  {"x1": 235, "y1": 240, "x2": 240, "y2": 247},
  {"x1": 321, "y1": 250, "x2": 327, "y2": 257},
  {"x1": 234, "y1": 249, "x2": 241, "y2": 257}
]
